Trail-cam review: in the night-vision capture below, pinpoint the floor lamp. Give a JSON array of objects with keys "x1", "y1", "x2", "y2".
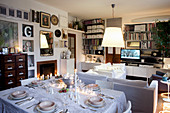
[{"x1": 101, "y1": 27, "x2": 125, "y2": 63}]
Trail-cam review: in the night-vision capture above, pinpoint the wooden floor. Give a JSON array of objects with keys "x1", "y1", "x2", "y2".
[{"x1": 156, "y1": 93, "x2": 170, "y2": 113}]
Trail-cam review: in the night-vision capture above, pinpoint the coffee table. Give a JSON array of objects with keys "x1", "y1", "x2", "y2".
[{"x1": 161, "y1": 80, "x2": 170, "y2": 102}]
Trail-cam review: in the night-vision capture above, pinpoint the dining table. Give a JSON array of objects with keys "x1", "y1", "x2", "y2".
[{"x1": 0, "y1": 79, "x2": 127, "y2": 113}]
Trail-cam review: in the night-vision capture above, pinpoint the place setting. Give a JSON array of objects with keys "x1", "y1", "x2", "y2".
[
  {"x1": 8, "y1": 90, "x2": 29, "y2": 101},
  {"x1": 25, "y1": 80, "x2": 45, "y2": 89}
]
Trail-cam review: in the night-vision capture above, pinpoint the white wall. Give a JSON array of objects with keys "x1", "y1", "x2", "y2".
[
  {"x1": 0, "y1": 0, "x2": 69, "y2": 76},
  {"x1": 67, "y1": 29, "x2": 85, "y2": 72}
]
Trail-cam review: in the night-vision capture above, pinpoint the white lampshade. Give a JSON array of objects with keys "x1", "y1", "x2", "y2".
[
  {"x1": 40, "y1": 34, "x2": 49, "y2": 48},
  {"x1": 101, "y1": 27, "x2": 124, "y2": 47}
]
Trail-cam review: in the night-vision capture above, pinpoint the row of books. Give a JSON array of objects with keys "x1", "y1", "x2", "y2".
[
  {"x1": 83, "y1": 45, "x2": 99, "y2": 50},
  {"x1": 140, "y1": 41, "x2": 156, "y2": 49},
  {"x1": 84, "y1": 18, "x2": 103, "y2": 25},
  {"x1": 124, "y1": 23, "x2": 156, "y2": 32},
  {"x1": 124, "y1": 32, "x2": 153, "y2": 40},
  {"x1": 84, "y1": 50, "x2": 95, "y2": 54},
  {"x1": 83, "y1": 39, "x2": 102, "y2": 45}
]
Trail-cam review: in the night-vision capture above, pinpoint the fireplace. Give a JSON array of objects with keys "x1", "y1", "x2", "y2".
[{"x1": 37, "y1": 60, "x2": 57, "y2": 79}]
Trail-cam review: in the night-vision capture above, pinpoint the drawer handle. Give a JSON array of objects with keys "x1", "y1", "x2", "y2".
[
  {"x1": 7, "y1": 60, "x2": 12, "y2": 62},
  {"x1": 7, "y1": 67, "x2": 13, "y2": 70},
  {"x1": 19, "y1": 65, "x2": 23, "y2": 68},
  {"x1": 19, "y1": 58, "x2": 23, "y2": 61},
  {"x1": 8, "y1": 73, "x2": 13, "y2": 77},
  {"x1": 8, "y1": 80, "x2": 13, "y2": 84},
  {"x1": 19, "y1": 72, "x2": 24, "y2": 75}
]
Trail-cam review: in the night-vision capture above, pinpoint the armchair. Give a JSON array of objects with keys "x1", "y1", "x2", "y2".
[{"x1": 149, "y1": 71, "x2": 167, "y2": 93}]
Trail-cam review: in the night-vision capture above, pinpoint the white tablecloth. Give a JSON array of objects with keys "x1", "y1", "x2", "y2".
[{"x1": 0, "y1": 81, "x2": 127, "y2": 113}]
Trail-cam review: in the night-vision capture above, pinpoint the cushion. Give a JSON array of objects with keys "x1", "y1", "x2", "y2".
[
  {"x1": 156, "y1": 71, "x2": 165, "y2": 76},
  {"x1": 85, "y1": 69, "x2": 99, "y2": 75},
  {"x1": 107, "y1": 78, "x2": 147, "y2": 87}
]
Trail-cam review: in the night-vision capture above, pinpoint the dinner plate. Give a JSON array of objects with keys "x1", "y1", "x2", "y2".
[
  {"x1": 11, "y1": 90, "x2": 26, "y2": 98},
  {"x1": 35, "y1": 105, "x2": 56, "y2": 113},
  {"x1": 88, "y1": 96, "x2": 104, "y2": 105},
  {"x1": 85, "y1": 99, "x2": 106, "y2": 108},
  {"x1": 85, "y1": 84, "x2": 100, "y2": 91},
  {"x1": 8, "y1": 93, "x2": 28, "y2": 100}
]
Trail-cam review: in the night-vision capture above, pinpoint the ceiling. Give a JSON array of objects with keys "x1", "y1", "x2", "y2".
[{"x1": 35, "y1": 0, "x2": 170, "y2": 20}]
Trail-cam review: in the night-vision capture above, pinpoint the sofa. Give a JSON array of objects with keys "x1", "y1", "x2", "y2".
[
  {"x1": 149, "y1": 71, "x2": 168, "y2": 92},
  {"x1": 77, "y1": 72, "x2": 107, "y2": 85},
  {"x1": 106, "y1": 78, "x2": 158, "y2": 113},
  {"x1": 93, "y1": 63, "x2": 126, "y2": 79}
]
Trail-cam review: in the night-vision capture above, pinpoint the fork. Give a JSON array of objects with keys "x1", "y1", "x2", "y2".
[{"x1": 80, "y1": 104, "x2": 96, "y2": 111}]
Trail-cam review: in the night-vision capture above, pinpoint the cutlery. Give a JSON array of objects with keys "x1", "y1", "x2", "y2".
[
  {"x1": 26, "y1": 101, "x2": 40, "y2": 109},
  {"x1": 24, "y1": 85, "x2": 35, "y2": 89},
  {"x1": 99, "y1": 94, "x2": 114, "y2": 99},
  {"x1": 80, "y1": 104, "x2": 96, "y2": 111},
  {"x1": 15, "y1": 97, "x2": 34, "y2": 105}
]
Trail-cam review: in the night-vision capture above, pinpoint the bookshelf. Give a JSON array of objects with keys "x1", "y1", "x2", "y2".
[
  {"x1": 124, "y1": 23, "x2": 157, "y2": 50},
  {"x1": 82, "y1": 18, "x2": 105, "y2": 63}
]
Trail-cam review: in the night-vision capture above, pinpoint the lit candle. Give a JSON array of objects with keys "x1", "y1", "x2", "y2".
[
  {"x1": 50, "y1": 73, "x2": 52, "y2": 78},
  {"x1": 47, "y1": 75, "x2": 49, "y2": 79},
  {"x1": 42, "y1": 74, "x2": 44, "y2": 80}
]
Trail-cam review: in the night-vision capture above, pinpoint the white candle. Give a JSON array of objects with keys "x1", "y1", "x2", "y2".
[
  {"x1": 42, "y1": 74, "x2": 44, "y2": 80},
  {"x1": 50, "y1": 73, "x2": 53, "y2": 78},
  {"x1": 47, "y1": 75, "x2": 49, "y2": 79}
]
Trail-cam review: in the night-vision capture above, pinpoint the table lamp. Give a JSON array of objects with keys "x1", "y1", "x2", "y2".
[{"x1": 101, "y1": 27, "x2": 124, "y2": 62}]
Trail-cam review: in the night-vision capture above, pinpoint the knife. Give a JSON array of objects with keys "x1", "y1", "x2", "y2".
[{"x1": 15, "y1": 97, "x2": 34, "y2": 105}]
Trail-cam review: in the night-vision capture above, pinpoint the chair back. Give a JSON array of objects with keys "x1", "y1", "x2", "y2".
[
  {"x1": 95, "y1": 80, "x2": 113, "y2": 89},
  {"x1": 21, "y1": 78, "x2": 37, "y2": 86},
  {"x1": 123, "y1": 101, "x2": 132, "y2": 113}
]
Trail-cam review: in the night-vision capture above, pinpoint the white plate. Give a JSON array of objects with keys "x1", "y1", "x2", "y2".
[
  {"x1": 8, "y1": 93, "x2": 28, "y2": 100},
  {"x1": 85, "y1": 99, "x2": 105, "y2": 108},
  {"x1": 35, "y1": 105, "x2": 56, "y2": 113},
  {"x1": 11, "y1": 90, "x2": 26, "y2": 98}
]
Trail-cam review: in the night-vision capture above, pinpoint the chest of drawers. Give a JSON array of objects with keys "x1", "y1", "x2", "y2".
[{"x1": 0, "y1": 54, "x2": 28, "y2": 90}]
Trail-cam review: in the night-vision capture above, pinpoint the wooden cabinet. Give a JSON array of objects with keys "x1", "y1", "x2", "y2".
[{"x1": 0, "y1": 54, "x2": 28, "y2": 90}]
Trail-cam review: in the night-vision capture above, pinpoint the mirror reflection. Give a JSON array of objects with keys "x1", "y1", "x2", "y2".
[{"x1": 40, "y1": 31, "x2": 53, "y2": 56}]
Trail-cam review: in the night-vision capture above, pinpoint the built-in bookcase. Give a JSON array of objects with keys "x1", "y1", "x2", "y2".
[{"x1": 124, "y1": 23, "x2": 157, "y2": 49}]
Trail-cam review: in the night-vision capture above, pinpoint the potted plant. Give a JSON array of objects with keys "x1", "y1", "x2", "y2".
[{"x1": 152, "y1": 20, "x2": 170, "y2": 58}]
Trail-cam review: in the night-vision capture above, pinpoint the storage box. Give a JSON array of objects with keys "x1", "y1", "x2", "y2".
[
  {"x1": 134, "y1": 25, "x2": 146, "y2": 31},
  {"x1": 96, "y1": 29, "x2": 103, "y2": 33},
  {"x1": 97, "y1": 25, "x2": 104, "y2": 29},
  {"x1": 87, "y1": 26, "x2": 92, "y2": 29},
  {"x1": 97, "y1": 34, "x2": 103, "y2": 38},
  {"x1": 86, "y1": 30, "x2": 92, "y2": 33},
  {"x1": 87, "y1": 35, "x2": 92, "y2": 38},
  {"x1": 92, "y1": 25, "x2": 97, "y2": 29}
]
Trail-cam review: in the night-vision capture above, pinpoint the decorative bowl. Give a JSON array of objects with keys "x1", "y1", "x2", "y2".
[
  {"x1": 88, "y1": 96, "x2": 103, "y2": 105},
  {"x1": 11, "y1": 90, "x2": 26, "y2": 98},
  {"x1": 38, "y1": 100, "x2": 55, "y2": 111}
]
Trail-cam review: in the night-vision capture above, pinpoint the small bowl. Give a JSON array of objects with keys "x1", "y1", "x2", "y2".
[
  {"x1": 88, "y1": 96, "x2": 103, "y2": 105},
  {"x1": 162, "y1": 77, "x2": 168, "y2": 81},
  {"x1": 11, "y1": 90, "x2": 26, "y2": 98},
  {"x1": 38, "y1": 100, "x2": 55, "y2": 111}
]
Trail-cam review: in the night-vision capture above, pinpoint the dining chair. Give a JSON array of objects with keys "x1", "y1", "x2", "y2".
[
  {"x1": 21, "y1": 77, "x2": 37, "y2": 86},
  {"x1": 123, "y1": 100, "x2": 132, "y2": 113},
  {"x1": 95, "y1": 80, "x2": 113, "y2": 89}
]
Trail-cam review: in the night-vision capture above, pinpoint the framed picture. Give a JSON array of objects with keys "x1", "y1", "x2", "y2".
[
  {"x1": 16, "y1": 10, "x2": 22, "y2": 18},
  {"x1": 0, "y1": 5, "x2": 7, "y2": 15},
  {"x1": 9, "y1": 47, "x2": 15, "y2": 53},
  {"x1": 9, "y1": 8, "x2": 15, "y2": 17},
  {"x1": 23, "y1": 11, "x2": 29, "y2": 20},
  {"x1": 2, "y1": 47, "x2": 8, "y2": 54},
  {"x1": 40, "y1": 12, "x2": 51, "y2": 29}
]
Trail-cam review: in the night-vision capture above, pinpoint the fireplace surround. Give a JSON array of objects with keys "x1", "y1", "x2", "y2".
[{"x1": 37, "y1": 60, "x2": 57, "y2": 78}]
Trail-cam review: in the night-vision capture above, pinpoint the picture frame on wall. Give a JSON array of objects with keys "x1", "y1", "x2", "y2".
[
  {"x1": 40, "y1": 12, "x2": 51, "y2": 29},
  {"x1": 9, "y1": 8, "x2": 15, "y2": 17},
  {"x1": 0, "y1": 5, "x2": 7, "y2": 15},
  {"x1": 16, "y1": 10, "x2": 22, "y2": 18},
  {"x1": 23, "y1": 11, "x2": 29, "y2": 20}
]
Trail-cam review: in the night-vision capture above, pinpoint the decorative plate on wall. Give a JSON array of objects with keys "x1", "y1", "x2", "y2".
[
  {"x1": 51, "y1": 15, "x2": 59, "y2": 25},
  {"x1": 55, "y1": 29, "x2": 61, "y2": 37}
]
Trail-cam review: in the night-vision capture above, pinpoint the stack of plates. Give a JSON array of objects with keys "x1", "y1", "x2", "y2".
[
  {"x1": 9, "y1": 90, "x2": 27, "y2": 100},
  {"x1": 36, "y1": 100, "x2": 56, "y2": 113},
  {"x1": 86, "y1": 84, "x2": 100, "y2": 91},
  {"x1": 86, "y1": 96, "x2": 105, "y2": 108}
]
